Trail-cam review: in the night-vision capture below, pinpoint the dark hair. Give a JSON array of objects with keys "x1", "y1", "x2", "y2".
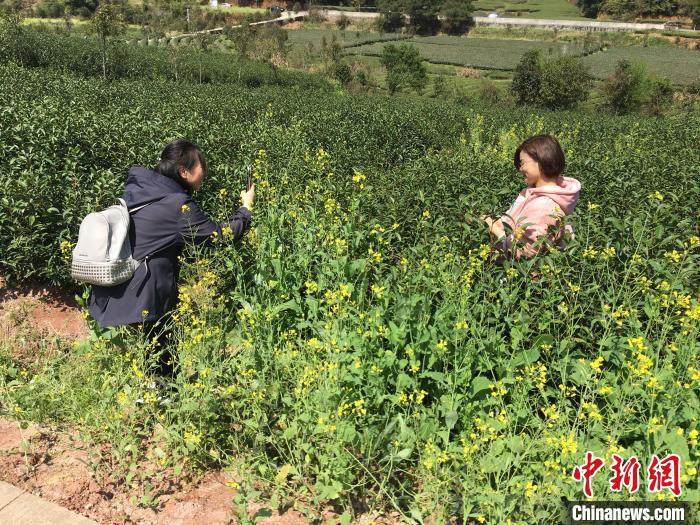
[
  {"x1": 155, "y1": 139, "x2": 206, "y2": 191},
  {"x1": 514, "y1": 134, "x2": 565, "y2": 178}
]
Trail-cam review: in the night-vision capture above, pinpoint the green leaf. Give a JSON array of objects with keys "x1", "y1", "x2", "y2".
[
  {"x1": 395, "y1": 447, "x2": 413, "y2": 460},
  {"x1": 444, "y1": 410, "x2": 459, "y2": 431},
  {"x1": 270, "y1": 298, "x2": 300, "y2": 316},
  {"x1": 470, "y1": 376, "x2": 492, "y2": 399},
  {"x1": 512, "y1": 347, "x2": 540, "y2": 368},
  {"x1": 660, "y1": 430, "x2": 689, "y2": 462},
  {"x1": 349, "y1": 258, "x2": 367, "y2": 275}
]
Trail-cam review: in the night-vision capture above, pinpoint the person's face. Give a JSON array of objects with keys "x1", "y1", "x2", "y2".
[
  {"x1": 518, "y1": 151, "x2": 542, "y2": 187},
  {"x1": 179, "y1": 162, "x2": 205, "y2": 192}
]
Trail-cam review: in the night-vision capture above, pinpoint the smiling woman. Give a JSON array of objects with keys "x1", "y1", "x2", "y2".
[{"x1": 482, "y1": 134, "x2": 581, "y2": 258}]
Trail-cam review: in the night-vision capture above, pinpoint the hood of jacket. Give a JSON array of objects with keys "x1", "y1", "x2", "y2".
[
  {"x1": 526, "y1": 176, "x2": 581, "y2": 215},
  {"x1": 121, "y1": 166, "x2": 188, "y2": 209}
]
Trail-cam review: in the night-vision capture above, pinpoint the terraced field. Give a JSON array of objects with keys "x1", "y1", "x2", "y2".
[
  {"x1": 286, "y1": 28, "x2": 411, "y2": 50},
  {"x1": 345, "y1": 36, "x2": 596, "y2": 70},
  {"x1": 582, "y1": 45, "x2": 700, "y2": 84}
]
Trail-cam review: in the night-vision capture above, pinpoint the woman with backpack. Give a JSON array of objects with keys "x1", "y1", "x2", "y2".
[
  {"x1": 87, "y1": 139, "x2": 255, "y2": 373},
  {"x1": 482, "y1": 134, "x2": 581, "y2": 258}
]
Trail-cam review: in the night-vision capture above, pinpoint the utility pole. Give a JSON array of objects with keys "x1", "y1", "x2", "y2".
[{"x1": 186, "y1": 7, "x2": 190, "y2": 32}]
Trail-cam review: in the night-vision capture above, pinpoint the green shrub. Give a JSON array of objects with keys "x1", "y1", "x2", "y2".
[
  {"x1": 439, "y1": 0, "x2": 474, "y2": 35},
  {"x1": 538, "y1": 55, "x2": 592, "y2": 110},
  {"x1": 512, "y1": 50, "x2": 591, "y2": 110},
  {"x1": 479, "y1": 80, "x2": 501, "y2": 104},
  {"x1": 0, "y1": 28, "x2": 329, "y2": 90},
  {"x1": 647, "y1": 76, "x2": 674, "y2": 116},
  {"x1": 602, "y1": 59, "x2": 648, "y2": 115},
  {"x1": 1, "y1": 63, "x2": 699, "y2": 523},
  {"x1": 511, "y1": 49, "x2": 541, "y2": 106},
  {"x1": 380, "y1": 42, "x2": 427, "y2": 95}
]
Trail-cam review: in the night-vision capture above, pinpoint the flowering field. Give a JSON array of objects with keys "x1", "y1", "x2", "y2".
[{"x1": 0, "y1": 63, "x2": 699, "y2": 523}]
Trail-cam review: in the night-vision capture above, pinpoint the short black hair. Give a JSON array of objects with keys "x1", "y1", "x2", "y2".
[
  {"x1": 514, "y1": 135, "x2": 565, "y2": 178},
  {"x1": 155, "y1": 139, "x2": 206, "y2": 191}
]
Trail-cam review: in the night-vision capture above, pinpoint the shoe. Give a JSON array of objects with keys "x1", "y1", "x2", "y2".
[{"x1": 157, "y1": 396, "x2": 172, "y2": 406}]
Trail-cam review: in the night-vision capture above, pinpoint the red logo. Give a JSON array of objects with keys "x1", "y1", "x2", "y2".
[
  {"x1": 572, "y1": 451, "x2": 605, "y2": 498},
  {"x1": 573, "y1": 452, "x2": 682, "y2": 497},
  {"x1": 609, "y1": 454, "x2": 641, "y2": 494},
  {"x1": 648, "y1": 454, "x2": 681, "y2": 497}
]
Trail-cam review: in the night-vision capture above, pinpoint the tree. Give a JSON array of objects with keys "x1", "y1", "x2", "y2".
[
  {"x1": 88, "y1": 0, "x2": 125, "y2": 80},
  {"x1": 322, "y1": 36, "x2": 351, "y2": 84},
  {"x1": 602, "y1": 59, "x2": 646, "y2": 114},
  {"x1": 194, "y1": 31, "x2": 212, "y2": 84},
  {"x1": 378, "y1": 0, "x2": 440, "y2": 34},
  {"x1": 229, "y1": 22, "x2": 254, "y2": 59},
  {"x1": 440, "y1": 0, "x2": 473, "y2": 35},
  {"x1": 66, "y1": 0, "x2": 97, "y2": 17},
  {"x1": 647, "y1": 77, "x2": 673, "y2": 116},
  {"x1": 433, "y1": 74, "x2": 446, "y2": 98},
  {"x1": 510, "y1": 50, "x2": 591, "y2": 109},
  {"x1": 692, "y1": 2, "x2": 700, "y2": 27},
  {"x1": 376, "y1": 10, "x2": 402, "y2": 32},
  {"x1": 380, "y1": 42, "x2": 427, "y2": 95},
  {"x1": 511, "y1": 49, "x2": 541, "y2": 105},
  {"x1": 577, "y1": 0, "x2": 602, "y2": 17},
  {"x1": 538, "y1": 55, "x2": 591, "y2": 109}
]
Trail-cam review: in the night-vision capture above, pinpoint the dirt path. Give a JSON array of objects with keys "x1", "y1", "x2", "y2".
[{"x1": 0, "y1": 417, "x2": 274, "y2": 524}]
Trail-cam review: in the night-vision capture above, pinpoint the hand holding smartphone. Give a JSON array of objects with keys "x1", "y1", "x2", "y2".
[
  {"x1": 245, "y1": 165, "x2": 253, "y2": 191},
  {"x1": 241, "y1": 164, "x2": 255, "y2": 211}
]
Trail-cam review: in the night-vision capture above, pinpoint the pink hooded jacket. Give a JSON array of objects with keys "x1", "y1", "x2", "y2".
[{"x1": 499, "y1": 176, "x2": 581, "y2": 258}]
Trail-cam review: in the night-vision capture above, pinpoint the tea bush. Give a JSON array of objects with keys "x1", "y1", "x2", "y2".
[{"x1": 0, "y1": 27, "x2": 331, "y2": 89}]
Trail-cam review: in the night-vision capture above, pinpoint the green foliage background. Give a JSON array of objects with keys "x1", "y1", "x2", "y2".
[{"x1": 0, "y1": 50, "x2": 699, "y2": 523}]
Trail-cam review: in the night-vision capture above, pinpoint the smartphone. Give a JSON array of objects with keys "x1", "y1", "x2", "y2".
[{"x1": 245, "y1": 165, "x2": 253, "y2": 191}]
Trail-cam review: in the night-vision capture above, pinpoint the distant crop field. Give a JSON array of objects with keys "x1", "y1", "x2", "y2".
[
  {"x1": 583, "y1": 46, "x2": 700, "y2": 85},
  {"x1": 346, "y1": 36, "x2": 593, "y2": 70},
  {"x1": 472, "y1": 0, "x2": 590, "y2": 19},
  {"x1": 201, "y1": 5, "x2": 266, "y2": 14},
  {"x1": 286, "y1": 28, "x2": 410, "y2": 50}
]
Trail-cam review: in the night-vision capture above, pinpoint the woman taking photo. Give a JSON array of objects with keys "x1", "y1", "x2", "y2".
[
  {"x1": 482, "y1": 134, "x2": 581, "y2": 258},
  {"x1": 88, "y1": 139, "x2": 255, "y2": 372}
]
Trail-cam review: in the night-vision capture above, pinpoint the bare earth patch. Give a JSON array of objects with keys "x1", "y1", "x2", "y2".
[
  {"x1": 0, "y1": 277, "x2": 89, "y2": 367},
  {"x1": 0, "y1": 417, "x2": 313, "y2": 524}
]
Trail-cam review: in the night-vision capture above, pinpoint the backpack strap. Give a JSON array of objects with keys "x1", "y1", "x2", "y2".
[{"x1": 118, "y1": 198, "x2": 152, "y2": 214}]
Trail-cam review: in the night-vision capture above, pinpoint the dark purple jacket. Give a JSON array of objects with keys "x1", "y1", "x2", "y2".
[{"x1": 88, "y1": 166, "x2": 251, "y2": 328}]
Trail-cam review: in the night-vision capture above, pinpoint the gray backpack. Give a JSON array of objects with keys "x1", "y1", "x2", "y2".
[{"x1": 71, "y1": 199, "x2": 150, "y2": 286}]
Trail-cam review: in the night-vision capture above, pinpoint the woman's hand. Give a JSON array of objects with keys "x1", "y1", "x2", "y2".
[
  {"x1": 241, "y1": 183, "x2": 256, "y2": 211},
  {"x1": 482, "y1": 215, "x2": 506, "y2": 239}
]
